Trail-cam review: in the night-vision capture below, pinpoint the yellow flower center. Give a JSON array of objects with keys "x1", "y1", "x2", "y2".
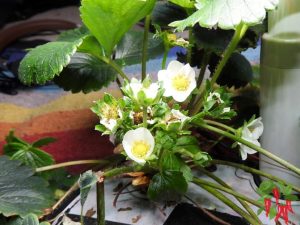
[
  {"x1": 101, "y1": 104, "x2": 119, "y2": 120},
  {"x1": 131, "y1": 141, "x2": 150, "y2": 159},
  {"x1": 172, "y1": 74, "x2": 190, "y2": 91}
]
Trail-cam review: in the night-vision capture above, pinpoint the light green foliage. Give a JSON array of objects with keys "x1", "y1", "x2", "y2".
[
  {"x1": 0, "y1": 156, "x2": 53, "y2": 217},
  {"x1": 4, "y1": 131, "x2": 55, "y2": 169},
  {"x1": 170, "y1": 0, "x2": 278, "y2": 31},
  {"x1": 18, "y1": 39, "x2": 84, "y2": 85},
  {"x1": 80, "y1": 0, "x2": 156, "y2": 57}
]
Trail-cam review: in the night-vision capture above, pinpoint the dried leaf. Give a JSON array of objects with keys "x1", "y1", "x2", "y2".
[
  {"x1": 113, "y1": 144, "x2": 124, "y2": 154},
  {"x1": 118, "y1": 207, "x2": 132, "y2": 212},
  {"x1": 132, "y1": 215, "x2": 141, "y2": 223},
  {"x1": 132, "y1": 176, "x2": 150, "y2": 186},
  {"x1": 125, "y1": 172, "x2": 145, "y2": 177},
  {"x1": 85, "y1": 208, "x2": 96, "y2": 217}
]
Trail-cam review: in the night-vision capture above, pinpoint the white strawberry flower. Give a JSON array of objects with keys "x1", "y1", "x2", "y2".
[
  {"x1": 99, "y1": 104, "x2": 122, "y2": 132},
  {"x1": 158, "y1": 60, "x2": 196, "y2": 102},
  {"x1": 122, "y1": 127, "x2": 155, "y2": 164},
  {"x1": 238, "y1": 117, "x2": 264, "y2": 160},
  {"x1": 125, "y1": 78, "x2": 159, "y2": 103}
]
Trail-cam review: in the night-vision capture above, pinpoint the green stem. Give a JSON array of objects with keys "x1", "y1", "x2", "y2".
[
  {"x1": 103, "y1": 165, "x2": 141, "y2": 178},
  {"x1": 197, "y1": 167, "x2": 260, "y2": 222},
  {"x1": 197, "y1": 182, "x2": 261, "y2": 225},
  {"x1": 211, "y1": 160, "x2": 300, "y2": 193},
  {"x1": 204, "y1": 119, "x2": 236, "y2": 133},
  {"x1": 193, "y1": 177, "x2": 262, "y2": 208},
  {"x1": 187, "y1": 28, "x2": 194, "y2": 64},
  {"x1": 142, "y1": 15, "x2": 151, "y2": 80},
  {"x1": 197, "y1": 123, "x2": 300, "y2": 176},
  {"x1": 162, "y1": 48, "x2": 169, "y2": 69},
  {"x1": 191, "y1": 23, "x2": 248, "y2": 115},
  {"x1": 143, "y1": 106, "x2": 148, "y2": 127},
  {"x1": 188, "y1": 52, "x2": 210, "y2": 111},
  {"x1": 96, "y1": 182, "x2": 105, "y2": 225},
  {"x1": 210, "y1": 23, "x2": 248, "y2": 86},
  {"x1": 98, "y1": 56, "x2": 129, "y2": 81},
  {"x1": 36, "y1": 160, "x2": 106, "y2": 173}
]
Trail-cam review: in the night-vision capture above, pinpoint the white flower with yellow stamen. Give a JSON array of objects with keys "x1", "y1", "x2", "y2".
[
  {"x1": 158, "y1": 60, "x2": 196, "y2": 102},
  {"x1": 238, "y1": 117, "x2": 264, "y2": 160},
  {"x1": 122, "y1": 127, "x2": 155, "y2": 164},
  {"x1": 99, "y1": 104, "x2": 122, "y2": 131}
]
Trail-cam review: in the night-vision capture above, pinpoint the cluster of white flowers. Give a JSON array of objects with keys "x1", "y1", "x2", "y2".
[{"x1": 119, "y1": 60, "x2": 196, "y2": 164}]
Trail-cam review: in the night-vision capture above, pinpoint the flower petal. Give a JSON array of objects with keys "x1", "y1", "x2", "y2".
[
  {"x1": 172, "y1": 90, "x2": 190, "y2": 102},
  {"x1": 167, "y1": 60, "x2": 184, "y2": 73},
  {"x1": 158, "y1": 70, "x2": 169, "y2": 82}
]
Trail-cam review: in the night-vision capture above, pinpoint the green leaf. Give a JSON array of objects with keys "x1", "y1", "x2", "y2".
[
  {"x1": 257, "y1": 207, "x2": 264, "y2": 215},
  {"x1": 176, "y1": 136, "x2": 199, "y2": 146},
  {"x1": 79, "y1": 170, "x2": 98, "y2": 207},
  {"x1": 169, "y1": 0, "x2": 194, "y2": 8},
  {"x1": 115, "y1": 30, "x2": 164, "y2": 66},
  {"x1": 80, "y1": 0, "x2": 156, "y2": 56},
  {"x1": 19, "y1": 40, "x2": 83, "y2": 85},
  {"x1": 269, "y1": 206, "x2": 277, "y2": 220},
  {"x1": 53, "y1": 53, "x2": 117, "y2": 93},
  {"x1": 5, "y1": 130, "x2": 27, "y2": 145},
  {"x1": 77, "y1": 35, "x2": 103, "y2": 59},
  {"x1": 32, "y1": 137, "x2": 56, "y2": 148},
  {"x1": 57, "y1": 27, "x2": 90, "y2": 42},
  {"x1": 160, "y1": 150, "x2": 192, "y2": 182},
  {"x1": 10, "y1": 147, "x2": 55, "y2": 168},
  {"x1": 170, "y1": 0, "x2": 278, "y2": 31},
  {"x1": 285, "y1": 194, "x2": 298, "y2": 201},
  {"x1": 0, "y1": 156, "x2": 54, "y2": 217},
  {"x1": 193, "y1": 152, "x2": 212, "y2": 166},
  {"x1": 209, "y1": 53, "x2": 253, "y2": 88},
  {"x1": 147, "y1": 170, "x2": 188, "y2": 201},
  {"x1": 258, "y1": 180, "x2": 275, "y2": 195},
  {"x1": 4, "y1": 133, "x2": 55, "y2": 169},
  {"x1": 7, "y1": 214, "x2": 50, "y2": 225},
  {"x1": 152, "y1": 2, "x2": 187, "y2": 28}
]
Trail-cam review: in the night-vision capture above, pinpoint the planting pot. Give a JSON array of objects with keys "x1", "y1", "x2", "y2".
[{"x1": 260, "y1": 0, "x2": 300, "y2": 186}]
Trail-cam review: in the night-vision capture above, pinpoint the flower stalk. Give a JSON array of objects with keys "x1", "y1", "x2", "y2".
[
  {"x1": 197, "y1": 182, "x2": 261, "y2": 225},
  {"x1": 36, "y1": 160, "x2": 106, "y2": 173},
  {"x1": 98, "y1": 55, "x2": 129, "y2": 81},
  {"x1": 142, "y1": 15, "x2": 151, "y2": 80},
  {"x1": 191, "y1": 23, "x2": 248, "y2": 115},
  {"x1": 211, "y1": 159, "x2": 300, "y2": 193},
  {"x1": 96, "y1": 181, "x2": 105, "y2": 225},
  {"x1": 197, "y1": 122, "x2": 300, "y2": 176},
  {"x1": 197, "y1": 167, "x2": 260, "y2": 222}
]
